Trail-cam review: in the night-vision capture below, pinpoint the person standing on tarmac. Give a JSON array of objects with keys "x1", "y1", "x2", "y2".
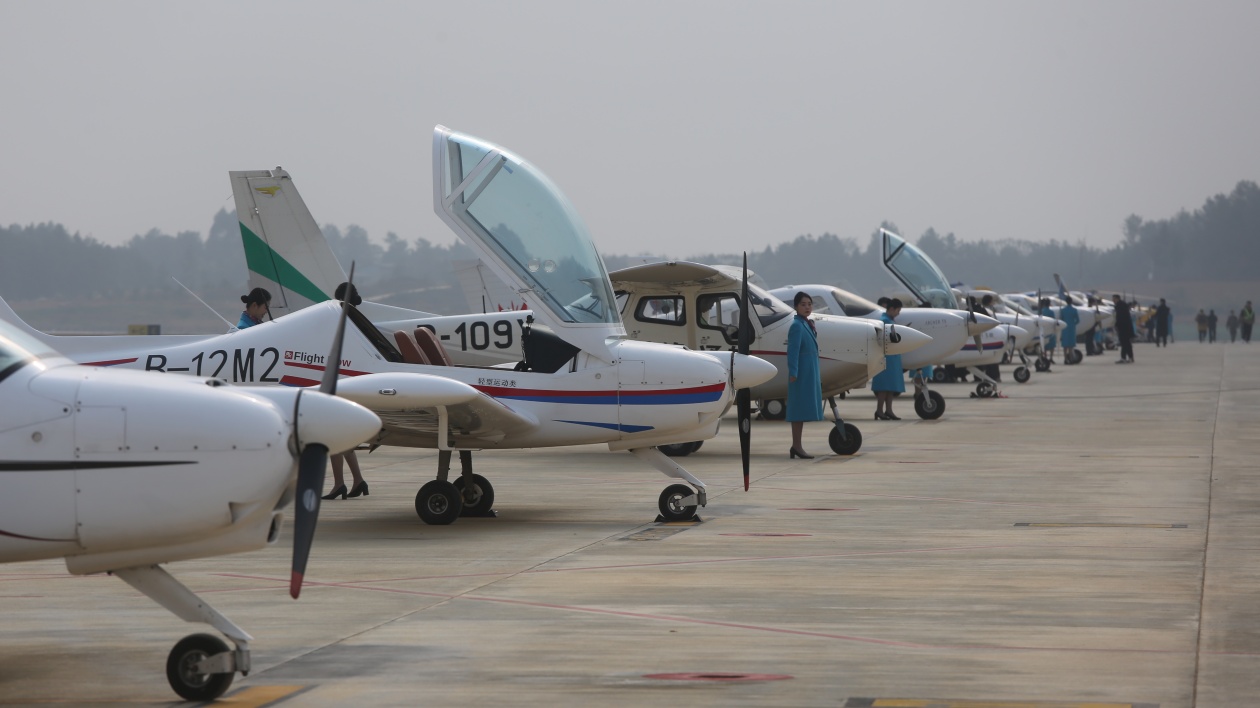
[
  {"x1": 1059, "y1": 297, "x2": 1080, "y2": 363},
  {"x1": 1155, "y1": 299, "x2": 1170, "y2": 347},
  {"x1": 1112, "y1": 293, "x2": 1135, "y2": 363},
  {"x1": 1242, "y1": 301, "x2": 1256, "y2": 343}
]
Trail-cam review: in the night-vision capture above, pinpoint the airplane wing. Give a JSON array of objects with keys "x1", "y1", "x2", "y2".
[{"x1": 335, "y1": 372, "x2": 538, "y2": 447}]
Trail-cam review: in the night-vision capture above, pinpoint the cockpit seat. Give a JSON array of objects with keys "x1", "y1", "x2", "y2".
[
  {"x1": 393, "y1": 330, "x2": 430, "y2": 365},
  {"x1": 413, "y1": 327, "x2": 453, "y2": 367}
]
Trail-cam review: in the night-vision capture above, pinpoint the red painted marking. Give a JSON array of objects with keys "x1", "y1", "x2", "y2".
[
  {"x1": 284, "y1": 361, "x2": 370, "y2": 376},
  {"x1": 644, "y1": 672, "x2": 793, "y2": 682},
  {"x1": 83, "y1": 357, "x2": 138, "y2": 367},
  {"x1": 474, "y1": 383, "x2": 725, "y2": 398},
  {"x1": 719, "y1": 533, "x2": 812, "y2": 537},
  {"x1": 280, "y1": 375, "x2": 319, "y2": 387}
]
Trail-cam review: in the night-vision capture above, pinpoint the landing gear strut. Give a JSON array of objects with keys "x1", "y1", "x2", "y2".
[
  {"x1": 114, "y1": 565, "x2": 251, "y2": 701},
  {"x1": 825, "y1": 395, "x2": 862, "y2": 455},
  {"x1": 911, "y1": 371, "x2": 946, "y2": 420},
  {"x1": 633, "y1": 447, "x2": 707, "y2": 522},
  {"x1": 415, "y1": 449, "x2": 497, "y2": 524}
]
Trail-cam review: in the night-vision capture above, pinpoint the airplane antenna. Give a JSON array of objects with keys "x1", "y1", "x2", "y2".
[{"x1": 171, "y1": 277, "x2": 236, "y2": 329}]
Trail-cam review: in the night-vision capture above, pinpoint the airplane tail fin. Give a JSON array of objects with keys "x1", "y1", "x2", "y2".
[
  {"x1": 452, "y1": 259, "x2": 530, "y2": 314},
  {"x1": 0, "y1": 293, "x2": 48, "y2": 340},
  {"x1": 230, "y1": 168, "x2": 345, "y2": 316}
]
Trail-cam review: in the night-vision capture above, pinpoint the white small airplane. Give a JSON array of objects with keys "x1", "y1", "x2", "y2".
[
  {"x1": 0, "y1": 301, "x2": 380, "y2": 700},
  {"x1": 601, "y1": 261, "x2": 932, "y2": 454},
  {"x1": 2, "y1": 126, "x2": 778, "y2": 525},
  {"x1": 863, "y1": 229, "x2": 1033, "y2": 400}
]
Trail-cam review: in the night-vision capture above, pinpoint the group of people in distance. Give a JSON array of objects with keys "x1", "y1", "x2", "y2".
[
  {"x1": 236, "y1": 284, "x2": 369, "y2": 501},
  {"x1": 1191, "y1": 301, "x2": 1255, "y2": 343}
]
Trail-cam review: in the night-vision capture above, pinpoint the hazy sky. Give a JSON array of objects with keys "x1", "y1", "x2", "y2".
[{"x1": 2, "y1": 1, "x2": 1257, "y2": 257}]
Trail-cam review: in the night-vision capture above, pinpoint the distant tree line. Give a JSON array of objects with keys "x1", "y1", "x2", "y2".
[{"x1": 2, "y1": 180, "x2": 1256, "y2": 327}]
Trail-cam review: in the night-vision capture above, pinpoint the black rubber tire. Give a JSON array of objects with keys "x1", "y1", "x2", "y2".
[
  {"x1": 976, "y1": 381, "x2": 996, "y2": 398},
  {"x1": 1013, "y1": 366, "x2": 1031, "y2": 383},
  {"x1": 931, "y1": 367, "x2": 948, "y2": 383},
  {"x1": 415, "y1": 480, "x2": 463, "y2": 525},
  {"x1": 658, "y1": 484, "x2": 698, "y2": 521},
  {"x1": 828, "y1": 423, "x2": 862, "y2": 455},
  {"x1": 914, "y1": 390, "x2": 946, "y2": 420},
  {"x1": 659, "y1": 441, "x2": 700, "y2": 457},
  {"x1": 759, "y1": 399, "x2": 787, "y2": 421},
  {"x1": 1034, "y1": 359, "x2": 1049, "y2": 372},
  {"x1": 1069, "y1": 349, "x2": 1084, "y2": 364},
  {"x1": 166, "y1": 633, "x2": 234, "y2": 701},
  {"x1": 452, "y1": 474, "x2": 495, "y2": 516}
]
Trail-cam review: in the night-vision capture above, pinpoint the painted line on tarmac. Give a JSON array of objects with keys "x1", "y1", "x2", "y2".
[{"x1": 219, "y1": 685, "x2": 311, "y2": 705}]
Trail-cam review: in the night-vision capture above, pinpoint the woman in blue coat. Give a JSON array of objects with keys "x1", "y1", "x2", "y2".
[
  {"x1": 871, "y1": 298, "x2": 905, "y2": 420},
  {"x1": 786, "y1": 291, "x2": 823, "y2": 459}
]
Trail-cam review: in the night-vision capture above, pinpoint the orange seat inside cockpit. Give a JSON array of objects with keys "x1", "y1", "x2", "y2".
[
  {"x1": 414, "y1": 327, "x2": 453, "y2": 366},
  {"x1": 393, "y1": 330, "x2": 430, "y2": 365}
]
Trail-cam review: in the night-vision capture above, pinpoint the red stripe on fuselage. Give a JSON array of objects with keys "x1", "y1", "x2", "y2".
[
  {"x1": 284, "y1": 362, "x2": 370, "y2": 376},
  {"x1": 84, "y1": 357, "x2": 139, "y2": 367}
]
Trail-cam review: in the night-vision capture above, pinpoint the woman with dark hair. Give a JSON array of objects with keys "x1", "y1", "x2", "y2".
[
  {"x1": 871, "y1": 298, "x2": 905, "y2": 419},
  {"x1": 786, "y1": 291, "x2": 823, "y2": 458},
  {"x1": 236, "y1": 287, "x2": 271, "y2": 329}
]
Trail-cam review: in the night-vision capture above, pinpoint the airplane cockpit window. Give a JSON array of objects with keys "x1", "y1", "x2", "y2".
[
  {"x1": 635, "y1": 296, "x2": 686, "y2": 326},
  {"x1": 882, "y1": 229, "x2": 959, "y2": 310},
  {"x1": 0, "y1": 323, "x2": 53, "y2": 383},
  {"x1": 440, "y1": 130, "x2": 619, "y2": 326},
  {"x1": 347, "y1": 305, "x2": 405, "y2": 363},
  {"x1": 697, "y1": 287, "x2": 789, "y2": 344},
  {"x1": 831, "y1": 289, "x2": 880, "y2": 317}
]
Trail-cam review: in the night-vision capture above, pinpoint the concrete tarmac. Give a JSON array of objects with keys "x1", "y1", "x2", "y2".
[{"x1": 2, "y1": 342, "x2": 1257, "y2": 707}]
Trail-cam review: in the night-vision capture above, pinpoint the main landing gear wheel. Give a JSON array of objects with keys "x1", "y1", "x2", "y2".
[
  {"x1": 931, "y1": 367, "x2": 948, "y2": 383},
  {"x1": 415, "y1": 480, "x2": 463, "y2": 525},
  {"x1": 975, "y1": 381, "x2": 996, "y2": 398},
  {"x1": 759, "y1": 399, "x2": 786, "y2": 421},
  {"x1": 1034, "y1": 358, "x2": 1050, "y2": 372},
  {"x1": 1068, "y1": 349, "x2": 1084, "y2": 364},
  {"x1": 828, "y1": 423, "x2": 863, "y2": 455},
  {"x1": 659, "y1": 441, "x2": 702, "y2": 457},
  {"x1": 914, "y1": 390, "x2": 946, "y2": 420},
  {"x1": 658, "y1": 484, "x2": 698, "y2": 522},
  {"x1": 1013, "y1": 366, "x2": 1031, "y2": 383},
  {"x1": 453, "y1": 474, "x2": 495, "y2": 516},
  {"x1": 166, "y1": 633, "x2": 234, "y2": 701}
]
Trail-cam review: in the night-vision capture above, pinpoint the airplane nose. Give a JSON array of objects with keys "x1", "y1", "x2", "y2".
[
  {"x1": 295, "y1": 390, "x2": 382, "y2": 455},
  {"x1": 1007, "y1": 325, "x2": 1032, "y2": 348},
  {"x1": 729, "y1": 352, "x2": 778, "y2": 390},
  {"x1": 966, "y1": 313, "x2": 1000, "y2": 336},
  {"x1": 883, "y1": 324, "x2": 932, "y2": 355}
]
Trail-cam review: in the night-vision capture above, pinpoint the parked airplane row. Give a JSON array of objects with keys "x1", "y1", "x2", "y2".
[{"x1": 2, "y1": 125, "x2": 1105, "y2": 699}]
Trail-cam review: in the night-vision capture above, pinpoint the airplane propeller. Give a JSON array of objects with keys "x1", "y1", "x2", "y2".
[
  {"x1": 290, "y1": 263, "x2": 357, "y2": 599},
  {"x1": 735, "y1": 252, "x2": 753, "y2": 491}
]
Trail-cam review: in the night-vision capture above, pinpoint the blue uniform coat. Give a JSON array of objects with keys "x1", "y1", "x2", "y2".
[
  {"x1": 870, "y1": 312, "x2": 905, "y2": 393},
  {"x1": 1059, "y1": 304, "x2": 1080, "y2": 347},
  {"x1": 786, "y1": 315, "x2": 824, "y2": 421},
  {"x1": 1039, "y1": 307, "x2": 1059, "y2": 349}
]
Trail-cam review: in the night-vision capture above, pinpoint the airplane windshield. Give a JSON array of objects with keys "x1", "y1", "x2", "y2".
[
  {"x1": 438, "y1": 129, "x2": 618, "y2": 325},
  {"x1": 881, "y1": 229, "x2": 959, "y2": 309},
  {"x1": 0, "y1": 322, "x2": 53, "y2": 383},
  {"x1": 831, "y1": 289, "x2": 881, "y2": 317}
]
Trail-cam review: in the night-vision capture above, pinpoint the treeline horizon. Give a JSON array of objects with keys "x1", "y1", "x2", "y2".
[{"x1": 2, "y1": 180, "x2": 1257, "y2": 330}]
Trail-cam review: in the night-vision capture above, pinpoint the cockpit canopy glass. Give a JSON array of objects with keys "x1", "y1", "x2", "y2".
[
  {"x1": 440, "y1": 130, "x2": 618, "y2": 325},
  {"x1": 830, "y1": 289, "x2": 881, "y2": 317},
  {"x1": 0, "y1": 321, "x2": 55, "y2": 382},
  {"x1": 881, "y1": 230, "x2": 959, "y2": 309}
]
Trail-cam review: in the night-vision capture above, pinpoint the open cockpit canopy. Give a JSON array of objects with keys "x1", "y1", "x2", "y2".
[
  {"x1": 433, "y1": 127, "x2": 619, "y2": 336},
  {"x1": 881, "y1": 229, "x2": 959, "y2": 310}
]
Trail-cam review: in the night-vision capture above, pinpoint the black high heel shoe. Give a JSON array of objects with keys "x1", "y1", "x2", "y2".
[
  {"x1": 885, "y1": 412, "x2": 901, "y2": 420},
  {"x1": 789, "y1": 447, "x2": 815, "y2": 459},
  {"x1": 321, "y1": 484, "x2": 347, "y2": 500},
  {"x1": 346, "y1": 481, "x2": 370, "y2": 498},
  {"x1": 874, "y1": 412, "x2": 889, "y2": 420}
]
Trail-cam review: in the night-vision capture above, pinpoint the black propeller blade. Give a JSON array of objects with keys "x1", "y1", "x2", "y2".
[
  {"x1": 290, "y1": 263, "x2": 356, "y2": 599},
  {"x1": 736, "y1": 253, "x2": 753, "y2": 491}
]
